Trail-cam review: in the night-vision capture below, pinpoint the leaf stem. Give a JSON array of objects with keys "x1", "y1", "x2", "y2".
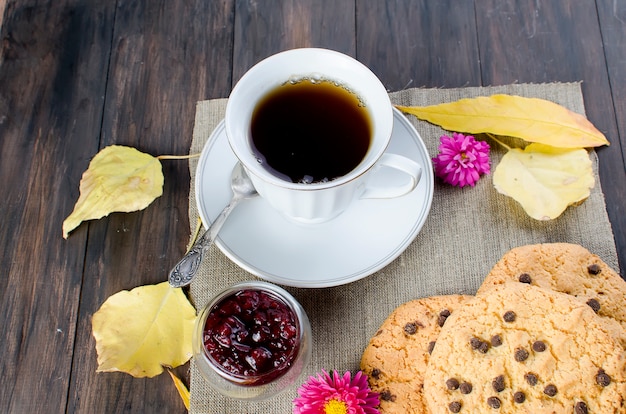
[
  {"x1": 486, "y1": 134, "x2": 511, "y2": 151},
  {"x1": 186, "y1": 217, "x2": 203, "y2": 253},
  {"x1": 157, "y1": 154, "x2": 201, "y2": 160}
]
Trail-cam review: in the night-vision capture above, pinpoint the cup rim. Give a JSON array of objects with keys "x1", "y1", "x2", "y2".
[{"x1": 225, "y1": 47, "x2": 393, "y2": 191}]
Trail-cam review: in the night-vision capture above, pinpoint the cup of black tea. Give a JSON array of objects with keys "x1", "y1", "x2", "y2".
[{"x1": 225, "y1": 48, "x2": 421, "y2": 223}]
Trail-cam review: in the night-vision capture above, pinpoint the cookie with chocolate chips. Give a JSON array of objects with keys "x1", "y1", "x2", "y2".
[
  {"x1": 477, "y1": 243, "x2": 626, "y2": 346},
  {"x1": 360, "y1": 295, "x2": 472, "y2": 414},
  {"x1": 423, "y1": 283, "x2": 626, "y2": 414}
]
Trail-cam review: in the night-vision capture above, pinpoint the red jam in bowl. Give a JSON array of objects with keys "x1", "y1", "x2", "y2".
[{"x1": 202, "y1": 288, "x2": 300, "y2": 385}]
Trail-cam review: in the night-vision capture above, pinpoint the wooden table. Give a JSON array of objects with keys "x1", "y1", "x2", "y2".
[{"x1": 1, "y1": 1, "x2": 624, "y2": 412}]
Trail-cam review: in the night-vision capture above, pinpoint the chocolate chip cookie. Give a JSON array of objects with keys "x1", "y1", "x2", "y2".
[
  {"x1": 477, "y1": 243, "x2": 626, "y2": 346},
  {"x1": 424, "y1": 283, "x2": 626, "y2": 413},
  {"x1": 360, "y1": 295, "x2": 472, "y2": 413}
]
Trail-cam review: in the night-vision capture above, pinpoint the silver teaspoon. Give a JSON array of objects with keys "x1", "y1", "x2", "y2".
[{"x1": 168, "y1": 163, "x2": 258, "y2": 287}]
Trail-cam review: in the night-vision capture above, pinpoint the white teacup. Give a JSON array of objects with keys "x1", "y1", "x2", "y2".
[{"x1": 225, "y1": 48, "x2": 421, "y2": 223}]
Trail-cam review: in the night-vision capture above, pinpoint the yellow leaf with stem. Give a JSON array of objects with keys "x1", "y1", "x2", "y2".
[
  {"x1": 92, "y1": 282, "x2": 196, "y2": 378},
  {"x1": 62, "y1": 145, "x2": 164, "y2": 238},
  {"x1": 493, "y1": 142, "x2": 595, "y2": 220},
  {"x1": 396, "y1": 95, "x2": 609, "y2": 148}
]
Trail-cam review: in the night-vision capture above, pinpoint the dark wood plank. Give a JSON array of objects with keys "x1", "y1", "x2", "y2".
[
  {"x1": 0, "y1": 1, "x2": 114, "y2": 412},
  {"x1": 475, "y1": 0, "x2": 626, "y2": 276},
  {"x1": 356, "y1": 0, "x2": 481, "y2": 91},
  {"x1": 232, "y1": 0, "x2": 355, "y2": 84},
  {"x1": 67, "y1": 1, "x2": 235, "y2": 413},
  {"x1": 597, "y1": 1, "x2": 626, "y2": 168}
]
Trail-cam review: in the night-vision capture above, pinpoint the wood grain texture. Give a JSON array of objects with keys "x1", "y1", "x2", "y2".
[
  {"x1": 232, "y1": 0, "x2": 355, "y2": 84},
  {"x1": 0, "y1": 0, "x2": 624, "y2": 412},
  {"x1": 356, "y1": 0, "x2": 481, "y2": 90},
  {"x1": 0, "y1": 1, "x2": 113, "y2": 413},
  {"x1": 596, "y1": 0, "x2": 626, "y2": 172}
]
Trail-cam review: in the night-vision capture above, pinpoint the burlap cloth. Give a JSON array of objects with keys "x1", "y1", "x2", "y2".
[{"x1": 187, "y1": 83, "x2": 619, "y2": 413}]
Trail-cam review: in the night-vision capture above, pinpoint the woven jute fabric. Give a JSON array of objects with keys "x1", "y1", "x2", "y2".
[{"x1": 187, "y1": 83, "x2": 619, "y2": 413}]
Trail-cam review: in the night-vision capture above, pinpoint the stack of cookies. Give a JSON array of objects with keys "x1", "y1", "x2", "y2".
[{"x1": 360, "y1": 243, "x2": 626, "y2": 413}]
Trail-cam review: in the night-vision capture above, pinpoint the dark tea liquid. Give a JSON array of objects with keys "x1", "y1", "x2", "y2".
[{"x1": 250, "y1": 79, "x2": 372, "y2": 183}]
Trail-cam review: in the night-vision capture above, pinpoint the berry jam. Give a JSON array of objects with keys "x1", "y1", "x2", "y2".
[{"x1": 202, "y1": 288, "x2": 300, "y2": 385}]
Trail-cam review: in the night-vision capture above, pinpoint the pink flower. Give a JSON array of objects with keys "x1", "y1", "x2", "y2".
[
  {"x1": 293, "y1": 370, "x2": 380, "y2": 414},
  {"x1": 432, "y1": 133, "x2": 490, "y2": 187}
]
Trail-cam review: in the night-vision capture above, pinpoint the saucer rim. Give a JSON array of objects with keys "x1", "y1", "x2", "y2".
[{"x1": 195, "y1": 107, "x2": 434, "y2": 288}]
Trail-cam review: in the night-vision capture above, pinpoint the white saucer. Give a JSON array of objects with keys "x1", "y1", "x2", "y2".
[{"x1": 195, "y1": 108, "x2": 434, "y2": 288}]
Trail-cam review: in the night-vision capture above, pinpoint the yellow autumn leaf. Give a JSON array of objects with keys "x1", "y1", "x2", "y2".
[
  {"x1": 92, "y1": 282, "x2": 196, "y2": 378},
  {"x1": 63, "y1": 145, "x2": 164, "y2": 238},
  {"x1": 396, "y1": 95, "x2": 609, "y2": 148},
  {"x1": 168, "y1": 370, "x2": 190, "y2": 410},
  {"x1": 493, "y1": 143, "x2": 594, "y2": 220}
]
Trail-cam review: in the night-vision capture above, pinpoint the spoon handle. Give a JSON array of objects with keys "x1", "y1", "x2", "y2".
[{"x1": 168, "y1": 198, "x2": 239, "y2": 287}]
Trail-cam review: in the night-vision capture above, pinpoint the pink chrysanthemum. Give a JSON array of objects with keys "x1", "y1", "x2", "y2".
[
  {"x1": 293, "y1": 370, "x2": 380, "y2": 414},
  {"x1": 432, "y1": 132, "x2": 490, "y2": 187}
]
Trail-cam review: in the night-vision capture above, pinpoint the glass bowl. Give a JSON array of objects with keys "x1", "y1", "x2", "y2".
[{"x1": 193, "y1": 281, "x2": 312, "y2": 400}]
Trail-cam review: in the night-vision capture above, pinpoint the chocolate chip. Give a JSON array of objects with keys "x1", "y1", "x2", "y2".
[
  {"x1": 487, "y1": 396, "x2": 501, "y2": 409},
  {"x1": 492, "y1": 375, "x2": 505, "y2": 392},
  {"x1": 438, "y1": 309, "x2": 451, "y2": 327},
  {"x1": 428, "y1": 341, "x2": 436, "y2": 354},
  {"x1": 491, "y1": 335, "x2": 502, "y2": 347},
  {"x1": 380, "y1": 390, "x2": 396, "y2": 401},
  {"x1": 544, "y1": 384, "x2": 558, "y2": 397},
  {"x1": 470, "y1": 337, "x2": 490, "y2": 353},
  {"x1": 586, "y1": 298, "x2": 601, "y2": 313},
  {"x1": 404, "y1": 322, "x2": 417, "y2": 335},
  {"x1": 524, "y1": 372, "x2": 538, "y2": 386},
  {"x1": 513, "y1": 391, "x2": 525, "y2": 403},
  {"x1": 470, "y1": 337, "x2": 481, "y2": 349},
  {"x1": 503, "y1": 311, "x2": 516, "y2": 322},
  {"x1": 575, "y1": 401, "x2": 588, "y2": 414},
  {"x1": 518, "y1": 273, "x2": 532, "y2": 283},
  {"x1": 596, "y1": 368, "x2": 611, "y2": 387},
  {"x1": 448, "y1": 401, "x2": 462, "y2": 413},
  {"x1": 446, "y1": 378, "x2": 460, "y2": 390},
  {"x1": 459, "y1": 382, "x2": 473, "y2": 394},
  {"x1": 532, "y1": 341, "x2": 546, "y2": 352},
  {"x1": 587, "y1": 263, "x2": 601, "y2": 275},
  {"x1": 371, "y1": 368, "x2": 381, "y2": 379},
  {"x1": 515, "y1": 347, "x2": 529, "y2": 362}
]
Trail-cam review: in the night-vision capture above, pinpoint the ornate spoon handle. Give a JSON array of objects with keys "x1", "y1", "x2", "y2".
[{"x1": 168, "y1": 199, "x2": 237, "y2": 287}]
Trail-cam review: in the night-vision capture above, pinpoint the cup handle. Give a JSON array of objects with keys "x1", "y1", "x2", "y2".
[{"x1": 360, "y1": 153, "x2": 422, "y2": 199}]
